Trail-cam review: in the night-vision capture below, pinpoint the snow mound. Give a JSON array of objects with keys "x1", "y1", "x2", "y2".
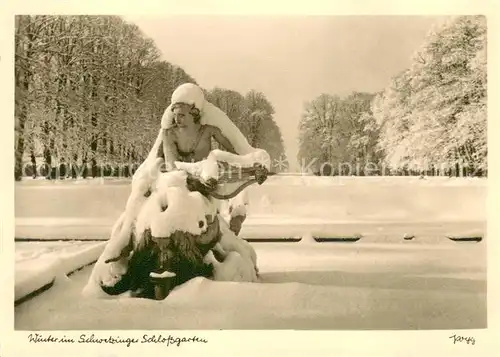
[
  {"x1": 206, "y1": 250, "x2": 258, "y2": 282},
  {"x1": 260, "y1": 194, "x2": 273, "y2": 207}
]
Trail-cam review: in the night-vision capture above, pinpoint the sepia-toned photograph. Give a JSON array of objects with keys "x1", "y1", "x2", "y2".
[{"x1": 13, "y1": 14, "x2": 487, "y2": 332}]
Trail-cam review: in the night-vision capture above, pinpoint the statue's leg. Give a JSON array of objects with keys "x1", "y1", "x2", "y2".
[
  {"x1": 212, "y1": 242, "x2": 228, "y2": 262},
  {"x1": 229, "y1": 214, "x2": 246, "y2": 236}
]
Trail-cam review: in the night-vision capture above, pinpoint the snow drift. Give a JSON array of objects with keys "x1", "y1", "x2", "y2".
[{"x1": 15, "y1": 241, "x2": 106, "y2": 302}]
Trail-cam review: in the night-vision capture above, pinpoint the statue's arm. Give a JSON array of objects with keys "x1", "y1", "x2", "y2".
[
  {"x1": 158, "y1": 129, "x2": 180, "y2": 171},
  {"x1": 211, "y1": 126, "x2": 237, "y2": 154}
]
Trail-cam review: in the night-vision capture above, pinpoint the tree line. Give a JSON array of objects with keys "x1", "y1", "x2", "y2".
[
  {"x1": 14, "y1": 15, "x2": 286, "y2": 180},
  {"x1": 205, "y1": 88, "x2": 286, "y2": 169},
  {"x1": 298, "y1": 16, "x2": 487, "y2": 177}
]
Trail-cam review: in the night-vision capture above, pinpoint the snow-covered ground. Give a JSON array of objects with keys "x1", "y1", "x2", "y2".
[
  {"x1": 15, "y1": 240, "x2": 486, "y2": 330},
  {"x1": 13, "y1": 176, "x2": 487, "y2": 330}
]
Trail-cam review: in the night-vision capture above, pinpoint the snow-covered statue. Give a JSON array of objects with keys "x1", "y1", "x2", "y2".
[{"x1": 82, "y1": 83, "x2": 271, "y2": 300}]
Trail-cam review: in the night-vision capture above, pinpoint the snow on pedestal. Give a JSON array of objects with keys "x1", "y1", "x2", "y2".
[{"x1": 150, "y1": 271, "x2": 176, "y2": 279}]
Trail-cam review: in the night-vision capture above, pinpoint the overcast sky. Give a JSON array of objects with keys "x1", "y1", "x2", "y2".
[{"x1": 124, "y1": 15, "x2": 450, "y2": 169}]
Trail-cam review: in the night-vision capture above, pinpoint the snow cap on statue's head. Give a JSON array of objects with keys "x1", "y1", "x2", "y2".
[{"x1": 171, "y1": 83, "x2": 205, "y2": 112}]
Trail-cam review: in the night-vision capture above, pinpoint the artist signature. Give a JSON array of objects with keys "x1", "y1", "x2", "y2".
[{"x1": 449, "y1": 334, "x2": 476, "y2": 345}]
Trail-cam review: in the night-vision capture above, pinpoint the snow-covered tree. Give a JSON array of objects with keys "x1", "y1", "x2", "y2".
[
  {"x1": 373, "y1": 15, "x2": 487, "y2": 176},
  {"x1": 206, "y1": 88, "x2": 287, "y2": 171},
  {"x1": 298, "y1": 92, "x2": 379, "y2": 175},
  {"x1": 15, "y1": 15, "x2": 198, "y2": 180}
]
